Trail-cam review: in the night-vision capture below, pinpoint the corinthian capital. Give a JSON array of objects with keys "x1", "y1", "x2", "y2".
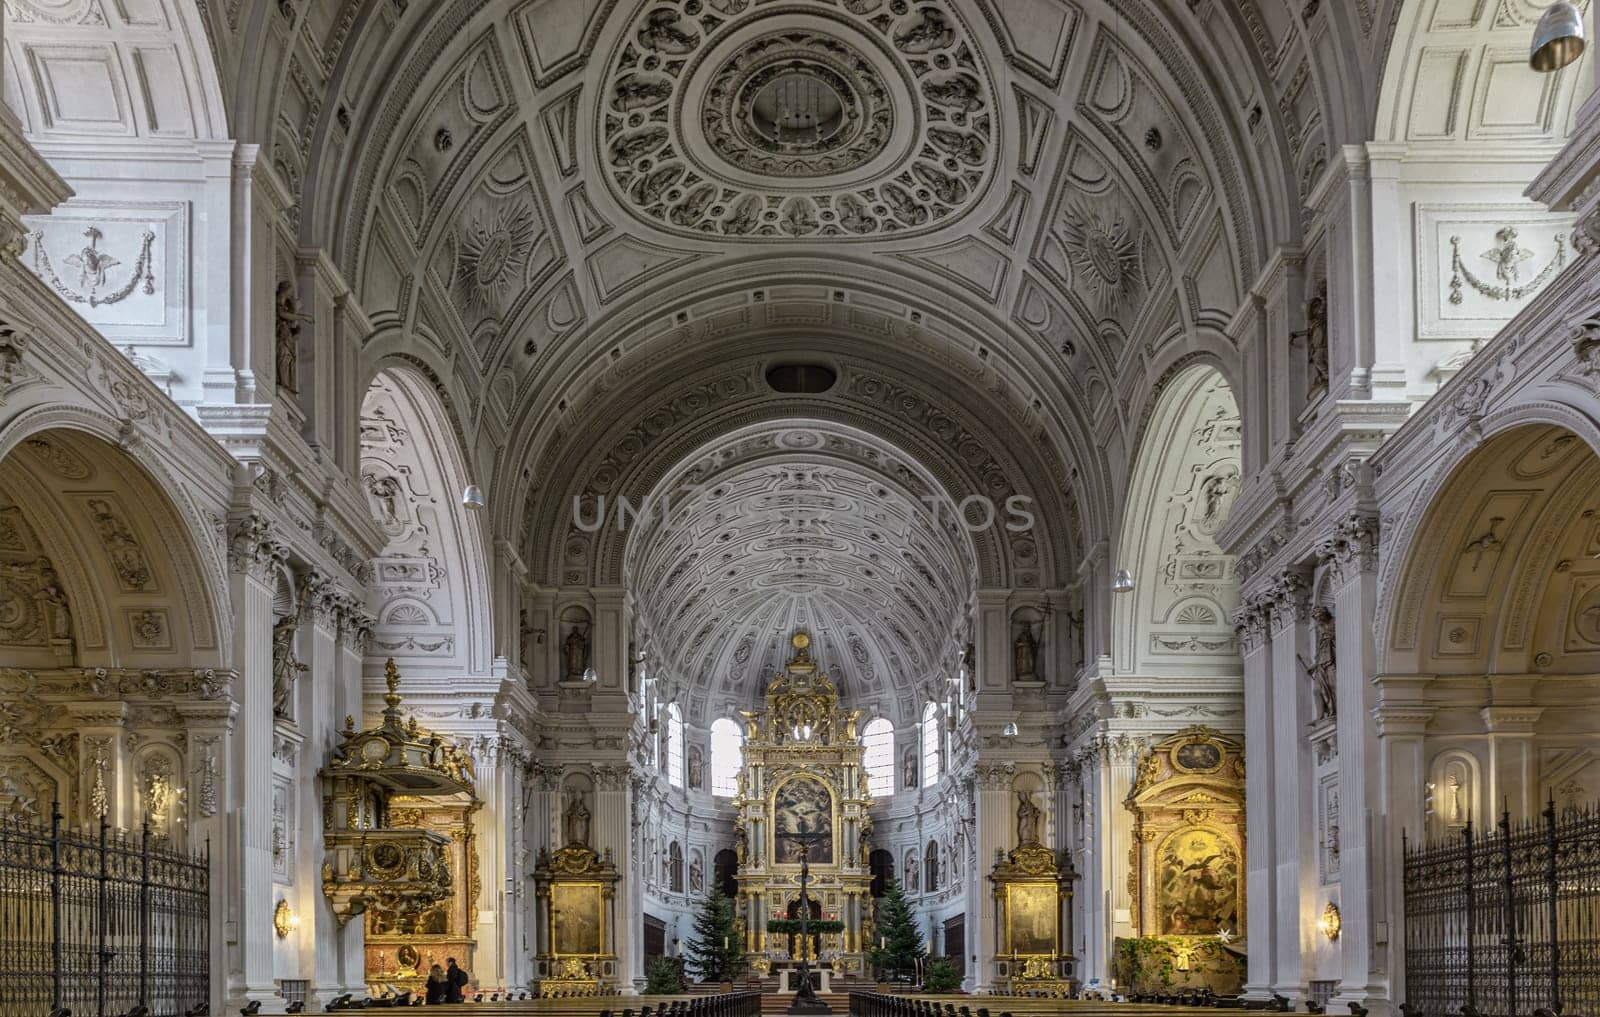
[{"x1": 228, "y1": 514, "x2": 288, "y2": 579}]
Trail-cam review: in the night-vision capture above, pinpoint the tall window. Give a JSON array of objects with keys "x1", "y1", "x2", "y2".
[
  {"x1": 710, "y1": 718, "x2": 744, "y2": 797},
  {"x1": 862, "y1": 718, "x2": 895, "y2": 798},
  {"x1": 667, "y1": 704, "x2": 685, "y2": 787},
  {"x1": 921, "y1": 702, "x2": 941, "y2": 787}
]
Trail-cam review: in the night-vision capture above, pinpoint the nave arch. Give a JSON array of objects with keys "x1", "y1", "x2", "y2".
[
  {"x1": 1111, "y1": 362, "x2": 1244, "y2": 680},
  {"x1": 357, "y1": 365, "x2": 495, "y2": 679},
  {"x1": 0, "y1": 421, "x2": 229, "y2": 837}
]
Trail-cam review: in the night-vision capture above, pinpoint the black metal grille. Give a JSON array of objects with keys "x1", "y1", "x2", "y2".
[
  {"x1": 1404, "y1": 800, "x2": 1600, "y2": 1017},
  {"x1": 0, "y1": 804, "x2": 209, "y2": 1017}
]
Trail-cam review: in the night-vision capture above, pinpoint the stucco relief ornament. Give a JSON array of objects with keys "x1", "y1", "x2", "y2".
[
  {"x1": 29, "y1": 226, "x2": 157, "y2": 308},
  {"x1": 1567, "y1": 318, "x2": 1600, "y2": 391},
  {"x1": 1449, "y1": 228, "x2": 1567, "y2": 304},
  {"x1": 1060, "y1": 201, "x2": 1143, "y2": 314},
  {"x1": 0, "y1": 321, "x2": 33, "y2": 393},
  {"x1": 600, "y1": 0, "x2": 997, "y2": 240}
]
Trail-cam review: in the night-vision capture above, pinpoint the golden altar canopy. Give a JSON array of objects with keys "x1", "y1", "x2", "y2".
[{"x1": 732, "y1": 631, "x2": 873, "y2": 974}]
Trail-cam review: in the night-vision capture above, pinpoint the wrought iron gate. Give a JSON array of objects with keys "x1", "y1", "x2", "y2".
[
  {"x1": 0, "y1": 804, "x2": 209, "y2": 1017},
  {"x1": 1403, "y1": 799, "x2": 1600, "y2": 1017}
]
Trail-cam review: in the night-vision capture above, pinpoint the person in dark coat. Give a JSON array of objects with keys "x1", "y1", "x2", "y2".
[
  {"x1": 425, "y1": 965, "x2": 449, "y2": 1005},
  {"x1": 445, "y1": 958, "x2": 468, "y2": 1003}
]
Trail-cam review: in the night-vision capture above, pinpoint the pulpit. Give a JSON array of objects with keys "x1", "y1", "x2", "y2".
[{"x1": 732, "y1": 631, "x2": 874, "y2": 979}]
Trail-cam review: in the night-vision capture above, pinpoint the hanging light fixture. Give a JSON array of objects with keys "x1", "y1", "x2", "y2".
[
  {"x1": 1002, "y1": 722, "x2": 1019, "y2": 738},
  {"x1": 1531, "y1": 2, "x2": 1586, "y2": 71},
  {"x1": 1112, "y1": 569, "x2": 1135, "y2": 594},
  {"x1": 462, "y1": 484, "x2": 486, "y2": 510}
]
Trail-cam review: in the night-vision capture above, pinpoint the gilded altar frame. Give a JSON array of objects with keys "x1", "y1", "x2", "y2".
[
  {"x1": 1124, "y1": 726, "x2": 1246, "y2": 940},
  {"x1": 989, "y1": 841, "x2": 1076, "y2": 994},
  {"x1": 533, "y1": 844, "x2": 620, "y2": 994}
]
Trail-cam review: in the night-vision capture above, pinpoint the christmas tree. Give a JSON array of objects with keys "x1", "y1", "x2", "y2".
[
  {"x1": 684, "y1": 887, "x2": 745, "y2": 983},
  {"x1": 869, "y1": 877, "x2": 925, "y2": 980}
]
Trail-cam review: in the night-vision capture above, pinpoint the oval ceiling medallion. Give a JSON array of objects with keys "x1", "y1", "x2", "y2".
[{"x1": 600, "y1": 0, "x2": 998, "y2": 240}]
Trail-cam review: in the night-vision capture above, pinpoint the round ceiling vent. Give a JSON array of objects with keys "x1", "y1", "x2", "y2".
[{"x1": 766, "y1": 363, "x2": 838, "y2": 393}]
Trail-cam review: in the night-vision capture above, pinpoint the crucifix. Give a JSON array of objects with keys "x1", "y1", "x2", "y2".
[{"x1": 786, "y1": 830, "x2": 833, "y2": 1015}]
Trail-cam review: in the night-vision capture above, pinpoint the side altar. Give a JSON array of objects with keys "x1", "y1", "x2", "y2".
[{"x1": 732, "y1": 632, "x2": 874, "y2": 981}]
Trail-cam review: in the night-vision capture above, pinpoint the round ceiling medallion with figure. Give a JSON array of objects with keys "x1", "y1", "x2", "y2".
[{"x1": 600, "y1": 0, "x2": 998, "y2": 240}]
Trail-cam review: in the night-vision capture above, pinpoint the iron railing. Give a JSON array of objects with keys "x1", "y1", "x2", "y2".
[
  {"x1": 1404, "y1": 798, "x2": 1600, "y2": 1017},
  {"x1": 0, "y1": 804, "x2": 209, "y2": 1017}
]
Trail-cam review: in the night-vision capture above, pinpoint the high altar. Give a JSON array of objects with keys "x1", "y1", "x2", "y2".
[{"x1": 732, "y1": 632, "x2": 874, "y2": 981}]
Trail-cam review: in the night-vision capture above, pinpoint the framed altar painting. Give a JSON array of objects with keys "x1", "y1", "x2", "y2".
[
  {"x1": 772, "y1": 777, "x2": 834, "y2": 864},
  {"x1": 1005, "y1": 882, "x2": 1058, "y2": 956},
  {"x1": 552, "y1": 883, "x2": 603, "y2": 956}
]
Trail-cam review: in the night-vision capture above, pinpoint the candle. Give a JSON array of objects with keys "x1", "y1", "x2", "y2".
[{"x1": 723, "y1": 935, "x2": 729, "y2": 950}]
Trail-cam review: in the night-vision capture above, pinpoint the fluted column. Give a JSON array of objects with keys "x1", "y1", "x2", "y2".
[
  {"x1": 1322, "y1": 517, "x2": 1386, "y2": 1009},
  {"x1": 595, "y1": 764, "x2": 638, "y2": 991},
  {"x1": 177, "y1": 695, "x2": 238, "y2": 1017},
  {"x1": 1235, "y1": 594, "x2": 1276, "y2": 1000},
  {"x1": 1266, "y1": 571, "x2": 1315, "y2": 1002},
  {"x1": 298, "y1": 582, "x2": 343, "y2": 1008},
  {"x1": 227, "y1": 515, "x2": 288, "y2": 1012}
]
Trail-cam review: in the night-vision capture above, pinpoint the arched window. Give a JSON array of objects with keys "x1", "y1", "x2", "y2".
[
  {"x1": 925, "y1": 839, "x2": 940, "y2": 893},
  {"x1": 669, "y1": 841, "x2": 684, "y2": 893},
  {"x1": 921, "y1": 703, "x2": 941, "y2": 787},
  {"x1": 667, "y1": 704, "x2": 685, "y2": 787},
  {"x1": 862, "y1": 717, "x2": 895, "y2": 798},
  {"x1": 710, "y1": 718, "x2": 744, "y2": 797}
]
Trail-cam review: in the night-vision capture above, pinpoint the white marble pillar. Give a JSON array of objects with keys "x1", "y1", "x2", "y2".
[
  {"x1": 228, "y1": 516, "x2": 286, "y2": 1012},
  {"x1": 1268, "y1": 577, "x2": 1315, "y2": 1002},
  {"x1": 177, "y1": 697, "x2": 238, "y2": 1017},
  {"x1": 333, "y1": 612, "x2": 369, "y2": 994},
  {"x1": 971, "y1": 763, "x2": 1012, "y2": 992},
  {"x1": 1327, "y1": 525, "x2": 1385, "y2": 1010},
  {"x1": 595, "y1": 765, "x2": 638, "y2": 991},
  {"x1": 1373, "y1": 679, "x2": 1434, "y2": 1008},
  {"x1": 1105, "y1": 733, "x2": 1139, "y2": 947},
  {"x1": 298, "y1": 585, "x2": 343, "y2": 1008},
  {"x1": 1238, "y1": 600, "x2": 1276, "y2": 1000}
]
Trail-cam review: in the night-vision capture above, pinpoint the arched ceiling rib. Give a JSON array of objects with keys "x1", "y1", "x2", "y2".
[{"x1": 625, "y1": 420, "x2": 977, "y2": 724}]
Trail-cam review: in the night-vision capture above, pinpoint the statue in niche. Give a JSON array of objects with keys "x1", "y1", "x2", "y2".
[
  {"x1": 902, "y1": 747, "x2": 917, "y2": 789},
  {"x1": 1298, "y1": 606, "x2": 1337, "y2": 722},
  {"x1": 1016, "y1": 789, "x2": 1042, "y2": 846},
  {"x1": 271, "y1": 616, "x2": 309, "y2": 719},
  {"x1": 962, "y1": 641, "x2": 977, "y2": 691},
  {"x1": 274, "y1": 281, "x2": 312, "y2": 395},
  {"x1": 1013, "y1": 624, "x2": 1038, "y2": 681},
  {"x1": 32, "y1": 557, "x2": 72, "y2": 641},
  {"x1": 565, "y1": 791, "x2": 592, "y2": 848},
  {"x1": 1302, "y1": 284, "x2": 1329, "y2": 398},
  {"x1": 735, "y1": 822, "x2": 748, "y2": 865},
  {"x1": 564, "y1": 624, "x2": 590, "y2": 681},
  {"x1": 365, "y1": 473, "x2": 402, "y2": 525},
  {"x1": 1196, "y1": 467, "x2": 1240, "y2": 533},
  {"x1": 687, "y1": 745, "x2": 704, "y2": 790},
  {"x1": 689, "y1": 854, "x2": 704, "y2": 892}
]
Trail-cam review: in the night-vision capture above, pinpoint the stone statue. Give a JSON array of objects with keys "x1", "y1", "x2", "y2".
[
  {"x1": 1016, "y1": 789, "x2": 1042, "y2": 846},
  {"x1": 1014, "y1": 625, "x2": 1038, "y2": 681},
  {"x1": 735, "y1": 822, "x2": 748, "y2": 864},
  {"x1": 274, "y1": 281, "x2": 312, "y2": 395},
  {"x1": 565, "y1": 791, "x2": 592, "y2": 847},
  {"x1": 564, "y1": 624, "x2": 590, "y2": 681},
  {"x1": 687, "y1": 745, "x2": 704, "y2": 789},
  {"x1": 1299, "y1": 606, "x2": 1337, "y2": 722},
  {"x1": 902, "y1": 747, "x2": 917, "y2": 789},
  {"x1": 689, "y1": 853, "x2": 704, "y2": 892},
  {"x1": 271, "y1": 616, "x2": 309, "y2": 719},
  {"x1": 963, "y1": 641, "x2": 977, "y2": 691},
  {"x1": 32, "y1": 557, "x2": 72, "y2": 641},
  {"x1": 1303, "y1": 286, "x2": 1329, "y2": 397}
]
